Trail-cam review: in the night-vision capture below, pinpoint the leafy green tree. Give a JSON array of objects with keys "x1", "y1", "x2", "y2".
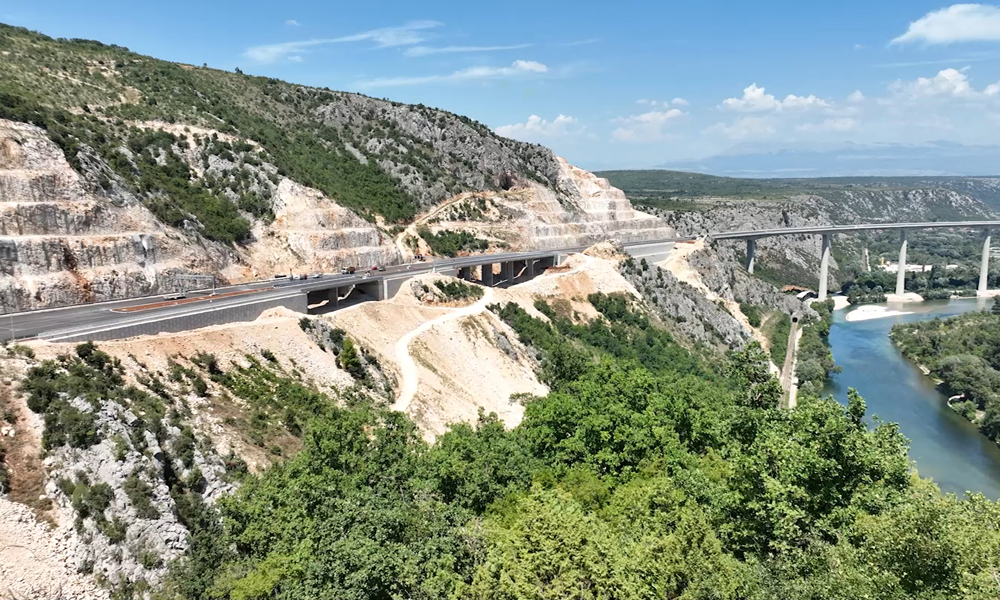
[
  {"x1": 727, "y1": 341, "x2": 782, "y2": 410},
  {"x1": 338, "y1": 338, "x2": 365, "y2": 380}
]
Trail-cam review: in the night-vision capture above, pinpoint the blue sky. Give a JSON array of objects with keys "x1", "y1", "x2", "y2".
[{"x1": 5, "y1": 1, "x2": 1000, "y2": 169}]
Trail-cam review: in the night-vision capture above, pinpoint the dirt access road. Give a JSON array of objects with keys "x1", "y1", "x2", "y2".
[{"x1": 392, "y1": 287, "x2": 496, "y2": 413}]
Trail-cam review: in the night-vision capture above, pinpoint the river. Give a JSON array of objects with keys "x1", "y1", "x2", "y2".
[{"x1": 824, "y1": 298, "x2": 1000, "y2": 498}]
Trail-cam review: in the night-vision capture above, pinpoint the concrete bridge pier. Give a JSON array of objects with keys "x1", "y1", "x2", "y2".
[
  {"x1": 480, "y1": 263, "x2": 494, "y2": 286},
  {"x1": 501, "y1": 261, "x2": 514, "y2": 284},
  {"x1": 746, "y1": 239, "x2": 756, "y2": 274},
  {"x1": 458, "y1": 266, "x2": 472, "y2": 281},
  {"x1": 818, "y1": 233, "x2": 831, "y2": 300},
  {"x1": 896, "y1": 230, "x2": 908, "y2": 297},
  {"x1": 981, "y1": 229, "x2": 992, "y2": 295}
]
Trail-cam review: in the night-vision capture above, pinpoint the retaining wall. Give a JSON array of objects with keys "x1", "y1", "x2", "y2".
[{"x1": 48, "y1": 293, "x2": 308, "y2": 343}]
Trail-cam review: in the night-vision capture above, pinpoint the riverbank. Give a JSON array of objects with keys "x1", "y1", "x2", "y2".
[{"x1": 845, "y1": 305, "x2": 914, "y2": 322}]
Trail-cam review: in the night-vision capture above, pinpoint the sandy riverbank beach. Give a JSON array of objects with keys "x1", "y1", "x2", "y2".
[{"x1": 845, "y1": 304, "x2": 914, "y2": 322}]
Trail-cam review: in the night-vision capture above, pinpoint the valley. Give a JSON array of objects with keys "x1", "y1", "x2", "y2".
[{"x1": 2, "y1": 16, "x2": 1000, "y2": 600}]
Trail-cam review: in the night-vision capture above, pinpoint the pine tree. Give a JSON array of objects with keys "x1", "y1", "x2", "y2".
[{"x1": 339, "y1": 337, "x2": 365, "y2": 379}]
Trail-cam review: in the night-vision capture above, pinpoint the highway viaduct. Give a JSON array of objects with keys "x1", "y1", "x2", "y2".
[
  {"x1": 3, "y1": 241, "x2": 676, "y2": 343},
  {"x1": 710, "y1": 221, "x2": 1000, "y2": 301},
  {"x1": 6, "y1": 220, "x2": 1000, "y2": 343}
]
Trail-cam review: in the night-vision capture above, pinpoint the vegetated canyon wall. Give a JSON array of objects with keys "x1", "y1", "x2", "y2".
[
  {"x1": 0, "y1": 308, "x2": 386, "y2": 597},
  {"x1": 0, "y1": 23, "x2": 675, "y2": 313},
  {"x1": 647, "y1": 188, "x2": 997, "y2": 290}
]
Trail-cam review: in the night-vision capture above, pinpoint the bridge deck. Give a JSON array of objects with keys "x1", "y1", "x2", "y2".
[{"x1": 710, "y1": 221, "x2": 1000, "y2": 241}]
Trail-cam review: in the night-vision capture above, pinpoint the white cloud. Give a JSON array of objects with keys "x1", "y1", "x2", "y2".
[
  {"x1": 721, "y1": 84, "x2": 829, "y2": 112},
  {"x1": 987, "y1": 82, "x2": 1000, "y2": 96},
  {"x1": 405, "y1": 43, "x2": 531, "y2": 57},
  {"x1": 874, "y1": 55, "x2": 1000, "y2": 68},
  {"x1": 781, "y1": 93, "x2": 831, "y2": 109},
  {"x1": 511, "y1": 59, "x2": 547, "y2": 72},
  {"x1": 285, "y1": 19, "x2": 299, "y2": 27},
  {"x1": 671, "y1": 97, "x2": 689, "y2": 106},
  {"x1": 611, "y1": 109, "x2": 685, "y2": 142},
  {"x1": 854, "y1": 43, "x2": 867, "y2": 50},
  {"x1": 892, "y1": 4, "x2": 1000, "y2": 45},
  {"x1": 847, "y1": 90, "x2": 865, "y2": 103},
  {"x1": 357, "y1": 59, "x2": 548, "y2": 88},
  {"x1": 495, "y1": 114, "x2": 582, "y2": 141},
  {"x1": 891, "y1": 67, "x2": 975, "y2": 97},
  {"x1": 795, "y1": 118, "x2": 859, "y2": 133},
  {"x1": 245, "y1": 21, "x2": 441, "y2": 63},
  {"x1": 288, "y1": 55, "x2": 303, "y2": 63},
  {"x1": 721, "y1": 84, "x2": 780, "y2": 111}
]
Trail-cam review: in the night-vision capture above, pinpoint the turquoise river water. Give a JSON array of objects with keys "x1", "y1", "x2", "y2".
[{"x1": 824, "y1": 298, "x2": 1000, "y2": 498}]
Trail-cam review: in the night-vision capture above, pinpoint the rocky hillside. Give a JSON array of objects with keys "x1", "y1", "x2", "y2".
[{"x1": 0, "y1": 23, "x2": 669, "y2": 312}]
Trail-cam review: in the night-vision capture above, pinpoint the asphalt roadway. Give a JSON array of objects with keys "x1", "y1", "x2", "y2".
[{"x1": 1, "y1": 239, "x2": 679, "y2": 342}]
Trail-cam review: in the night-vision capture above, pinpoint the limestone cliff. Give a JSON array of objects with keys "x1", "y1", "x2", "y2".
[
  {"x1": 0, "y1": 119, "x2": 401, "y2": 311},
  {"x1": 403, "y1": 157, "x2": 674, "y2": 255}
]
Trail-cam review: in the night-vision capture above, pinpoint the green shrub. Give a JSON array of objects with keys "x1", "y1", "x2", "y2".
[
  {"x1": 99, "y1": 516, "x2": 128, "y2": 544},
  {"x1": 9, "y1": 344, "x2": 35, "y2": 359},
  {"x1": 953, "y1": 400, "x2": 979, "y2": 422},
  {"x1": 767, "y1": 313, "x2": 792, "y2": 365},
  {"x1": 339, "y1": 338, "x2": 365, "y2": 380},
  {"x1": 433, "y1": 279, "x2": 484, "y2": 301},
  {"x1": 418, "y1": 229, "x2": 488, "y2": 257},
  {"x1": 191, "y1": 376, "x2": 209, "y2": 397},
  {"x1": 740, "y1": 303, "x2": 762, "y2": 328},
  {"x1": 70, "y1": 480, "x2": 114, "y2": 520},
  {"x1": 123, "y1": 474, "x2": 159, "y2": 519},
  {"x1": 173, "y1": 427, "x2": 197, "y2": 469}
]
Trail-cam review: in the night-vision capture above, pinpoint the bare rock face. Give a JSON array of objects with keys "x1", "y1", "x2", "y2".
[
  {"x1": 417, "y1": 158, "x2": 675, "y2": 252},
  {"x1": 242, "y1": 179, "x2": 399, "y2": 275},
  {"x1": 652, "y1": 198, "x2": 840, "y2": 288},
  {"x1": 314, "y1": 95, "x2": 561, "y2": 208},
  {"x1": 44, "y1": 399, "x2": 232, "y2": 590},
  {"x1": 622, "y1": 244, "x2": 809, "y2": 350},
  {"x1": 0, "y1": 120, "x2": 229, "y2": 312},
  {"x1": 0, "y1": 120, "x2": 397, "y2": 311}
]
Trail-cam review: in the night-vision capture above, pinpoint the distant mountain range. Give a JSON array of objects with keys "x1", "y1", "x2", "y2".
[{"x1": 656, "y1": 141, "x2": 1000, "y2": 178}]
